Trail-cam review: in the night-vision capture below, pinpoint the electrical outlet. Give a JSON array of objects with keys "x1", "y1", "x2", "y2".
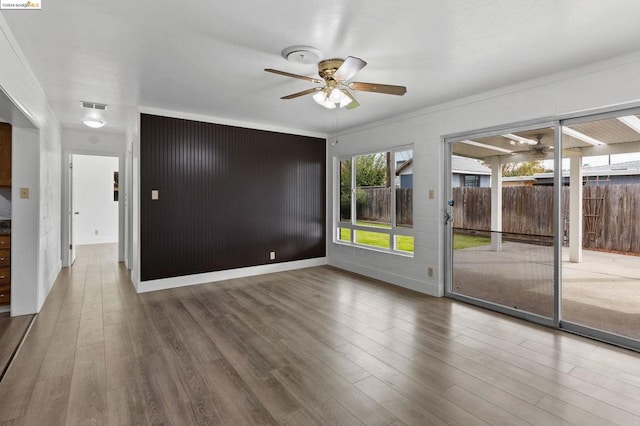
[
  {"x1": 427, "y1": 266, "x2": 433, "y2": 277},
  {"x1": 20, "y1": 187, "x2": 30, "y2": 199},
  {"x1": 270, "y1": 251, "x2": 276, "y2": 260},
  {"x1": 151, "y1": 190, "x2": 159, "y2": 200},
  {"x1": 428, "y1": 189, "x2": 434, "y2": 199},
  {"x1": 95, "y1": 230, "x2": 99, "y2": 235}
]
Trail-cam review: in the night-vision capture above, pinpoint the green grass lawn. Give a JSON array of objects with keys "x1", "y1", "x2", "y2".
[
  {"x1": 453, "y1": 233, "x2": 491, "y2": 249},
  {"x1": 340, "y1": 226, "x2": 489, "y2": 253},
  {"x1": 339, "y1": 225, "x2": 414, "y2": 252}
]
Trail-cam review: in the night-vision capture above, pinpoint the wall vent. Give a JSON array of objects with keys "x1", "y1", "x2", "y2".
[{"x1": 80, "y1": 101, "x2": 108, "y2": 110}]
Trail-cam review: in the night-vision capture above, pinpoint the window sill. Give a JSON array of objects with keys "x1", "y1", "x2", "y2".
[{"x1": 332, "y1": 240, "x2": 414, "y2": 258}]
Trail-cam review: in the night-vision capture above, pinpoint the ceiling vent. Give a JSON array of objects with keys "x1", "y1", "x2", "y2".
[{"x1": 80, "y1": 101, "x2": 108, "y2": 110}]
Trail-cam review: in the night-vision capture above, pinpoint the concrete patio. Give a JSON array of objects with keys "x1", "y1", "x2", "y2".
[{"x1": 452, "y1": 241, "x2": 640, "y2": 341}]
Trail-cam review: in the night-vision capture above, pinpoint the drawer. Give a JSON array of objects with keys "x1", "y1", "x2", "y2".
[
  {"x1": 0, "y1": 267, "x2": 9, "y2": 285},
  {"x1": 0, "y1": 250, "x2": 9, "y2": 266},
  {"x1": 0, "y1": 284, "x2": 9, "y2": 306},
  {"x1": 0, "y1": 235, "x2": 9, "y2": 249}
]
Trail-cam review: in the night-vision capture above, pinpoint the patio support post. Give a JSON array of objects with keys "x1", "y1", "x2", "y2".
[
  {"x1": 569, "y1": 155, "x2": 583, "y2": 262},
  {"x1": 490, "y1": 156, "x2": 502, "y2": 252}
]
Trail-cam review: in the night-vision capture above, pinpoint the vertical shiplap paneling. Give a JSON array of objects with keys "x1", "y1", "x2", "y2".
[{"x1": 140, "y1": 114, "x2": 326, "y2": 281}]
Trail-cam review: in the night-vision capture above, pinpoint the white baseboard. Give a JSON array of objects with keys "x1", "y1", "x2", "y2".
[
  {"x1": 329, "y1": 258, "x2": 442, "y2": 297},
  {"x1": 136, "y1": 257, "x2": 328, "y2": 293}
]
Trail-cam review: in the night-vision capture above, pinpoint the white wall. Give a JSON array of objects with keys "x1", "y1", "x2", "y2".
[
  {"x1": 11, "y1": 127, "x2": 39, "y2": 315},
  {"x1": 0, "y1": 14, "x2": 62, "y2": 315},
  {"x1": 124, "y1": 115, "x2": 137, "y2": 271},
  {"x1": 72, "y1": 155, "x2": 119, "y2": 245},
  {"x1": 327, "y1": 51, "x2": 640, "y2": 297}
]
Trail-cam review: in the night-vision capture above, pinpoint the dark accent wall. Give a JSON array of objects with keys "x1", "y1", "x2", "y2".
[{"x1": 140, "y1": 114, "x2": 326, "y2": 281}]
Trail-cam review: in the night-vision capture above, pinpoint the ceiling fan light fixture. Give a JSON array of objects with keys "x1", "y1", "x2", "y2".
[
  {"x1": 82, "y1": 118, "x2": 106, "y2": 128},
  {"x1": 312, "y1": 91, "x2": 336, "y2": 109},
  {"x1": 312, "y1": 88, "x2": 352, "y2": 109}
]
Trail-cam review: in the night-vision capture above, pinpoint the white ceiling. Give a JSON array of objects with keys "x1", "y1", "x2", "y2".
[{"x1": 3, "y1": 0, "x2": 640, "y2": 135}]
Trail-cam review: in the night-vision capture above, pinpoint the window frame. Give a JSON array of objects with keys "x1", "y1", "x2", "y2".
[{"x1": 334, "y1": 145, "x2": 415, "y2": 256}]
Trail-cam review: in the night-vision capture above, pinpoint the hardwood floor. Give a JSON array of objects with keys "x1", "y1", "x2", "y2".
[
  {"x1": 1, "y1": 244, "x2": 640, "y2": 425},
  {"x1": 0, "y1": 313, "x2": 34, "y2": 380}
]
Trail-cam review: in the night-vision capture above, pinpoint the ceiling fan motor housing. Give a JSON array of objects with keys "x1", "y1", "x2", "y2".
[{"x1": 318, "y1": 59, "x2": 345, "y2": 82}]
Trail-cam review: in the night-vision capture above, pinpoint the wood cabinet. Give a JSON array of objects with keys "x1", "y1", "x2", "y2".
[
  {"x1": 0, "y1": 235, "x2": 9, "y2": 306},
  {"x1": 0, "y1": 123, "x2": 11, "y2": 187}
]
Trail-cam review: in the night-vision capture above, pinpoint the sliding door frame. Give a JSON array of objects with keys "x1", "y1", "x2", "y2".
[
  {"x1": 559, "y1": 106, "x2": 640, "y2": 352},
  {"x1": 444, "y1": 120, "x2": 559, "y2": 328},
  {"x1": 443, "y1": 103, "x2": 640, "y2": 352}
]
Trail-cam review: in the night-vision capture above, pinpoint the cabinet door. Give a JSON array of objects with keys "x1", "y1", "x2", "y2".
[{"x1": 0, "y1": 123, "x2": 11, "y2": 187}]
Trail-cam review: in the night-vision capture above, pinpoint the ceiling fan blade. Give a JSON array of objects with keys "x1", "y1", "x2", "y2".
[
  {"x1": 333, "y1": 56, "x2": 367, "y2": 82},
  {"x1": 265, "y1": 68, "x2": 323, "y2": 84},
  {"x1": 349, "y1": 82, "x2": 407, "y2": 96},
  {"x1": 343, "y1": 90, "x2": 360, "y2": 109},
  {"x1": 281, "y1": 87, "x2": 323, "y2": 99}
]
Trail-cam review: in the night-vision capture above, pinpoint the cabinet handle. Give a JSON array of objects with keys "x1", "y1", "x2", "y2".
[
  {"x1": 0, "y1": 258, "x2": 5, "y2": 261},
  {"x1": 0, "y1": 294, "x2": 4, "y2": 297},
  {"x1": 0, "y1": 276, "x2": 4, "y2": 279}
]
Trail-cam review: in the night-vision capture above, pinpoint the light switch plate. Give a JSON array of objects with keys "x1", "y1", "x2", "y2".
[
  {"x1": 151, "y1": 190, "x2": 159, "y2": 200},
  {"x1": 20, "y1": 187, "x2": 30, "y2": 199},
  {"x1": 428, "y1": 189, "x2": 434, "y2": 199}
]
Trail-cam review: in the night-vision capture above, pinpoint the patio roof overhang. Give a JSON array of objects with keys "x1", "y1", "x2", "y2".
[{"x1": 451, "y1": 113, "x2": 640, "y2": 162}]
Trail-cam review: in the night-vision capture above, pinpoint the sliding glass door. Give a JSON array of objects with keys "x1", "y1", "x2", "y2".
[
  {"x1": 446, "y1": 124, "x2": 557, "y2": 324},
  {"x1": 561, "y1": 110, "x2": 640, "y2": 348},
  {"x1": 445, "y1": 108, "x2": 640, "y2": 351}
]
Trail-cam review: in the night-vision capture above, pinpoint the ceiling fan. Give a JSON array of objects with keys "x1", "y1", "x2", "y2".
[
  {"x1": 530, "y1": 134, "x2": 553, "y2": 156},
  {"x1": 265, "y1": 56, "x2": 407, "y2": 109}
]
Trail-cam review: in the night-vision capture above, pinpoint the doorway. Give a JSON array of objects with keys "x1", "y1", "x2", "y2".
[
  {"x1": 69, "y1": 154, "x2": 119, "y2": 265},
  {"x1": 445, "y1": 108, "x2": 640, "y2": 351}
]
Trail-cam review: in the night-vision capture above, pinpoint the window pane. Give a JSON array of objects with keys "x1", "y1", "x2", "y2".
[
  {"x1": 339, "y1": 159, "x2": 352, "y2": 222},
  {"x1": 355, "y1": 152, "x2": 391, "y2": 227},
  {"x1": 355, "y1": 229, "x2": 390, "y2": 249},
  {"x1": 396, "y1": 235, "x2": 414, "y2": 253},
  {"x1": 338, "y1": 228, "x2": 351, "y2": 242},
  {"x1": 463, "y1": 175, "x2": 480, "y2": 187},
  {"x1": 395, "y1": 149, "x2": 413, "y2": 228}
]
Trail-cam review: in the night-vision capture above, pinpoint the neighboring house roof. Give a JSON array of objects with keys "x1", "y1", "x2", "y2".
[
  {"x1": 396, "y1": 158, "x2": 413, "y2": 175},
  {"x1": 452, "y1": 156, "x2": 491, "y2": 175},
  {"x1": 582, "y1": 160, "x2": 640, "y2": 175},
  {"x1": 534, "y1": 159, "x2": 640, "y2": 179},
  {"x1": 502, "y1": 175, "x2": 537, "y2": 183}
]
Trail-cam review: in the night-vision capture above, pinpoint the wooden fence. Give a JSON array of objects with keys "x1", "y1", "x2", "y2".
[
  {"x1": 358, "y1": 187, "x2": 413, "y2": 226},
  {"x1": 452, "y1": 185, "x2": 640, "y2": 253}
]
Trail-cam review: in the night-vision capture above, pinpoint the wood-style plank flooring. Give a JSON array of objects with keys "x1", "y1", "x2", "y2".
[
  {"x1": 0, "y1": 313, "x2": 34, "y2": 379},
  {"x1": 1, "y1": 243, "x2": 640, "y2": 425}
]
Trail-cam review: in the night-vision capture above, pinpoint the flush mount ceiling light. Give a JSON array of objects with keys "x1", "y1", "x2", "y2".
[
  {"x1": 80, "y1": 100, "x2": 108, "y2": 128},
  {"x1": 81, "y1": 118, "x2": 106, "y2": 128}
]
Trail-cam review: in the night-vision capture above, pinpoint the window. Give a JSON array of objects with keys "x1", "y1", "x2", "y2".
[
  {"x1": 462, "y1": 174, "x2": 480, "y2": 187},
  {"x1": 336, "y1": 147, "x2": 414, "y2": 255}
]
